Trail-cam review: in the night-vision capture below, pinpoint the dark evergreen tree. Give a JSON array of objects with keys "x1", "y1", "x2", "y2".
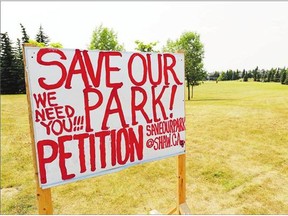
[
  {"x1": 242, "y1": 69, "x2": 246, "y2": 78},
  {"x1": 15, "y1": 38, "x2": 26, "y2": 93},
  {"x1": 243, "y1": 72, "x2": 248, "y2": 82},
  {"x1": 267, "y1": 69, "x2": 273, "y2": 82},
  {"x1": 280, "y1": 69, "x2": 286, "y2": 84},
  {"x1": 284, "y1": 71, "x2": 288, "y2": 85},
  {"x1": 261, "y1": 69, "x2": 266, "y2": 82},
  {"x1": 256, "y1": 73, "x2": 261, "y2": 82},
  {"x1": 0, "y1": 33, "x2": 18, "y2": 94},
  {"x1": 236, "y1": 69, "x2": 240, "y2": 80},
  {"x1": 274, "y1": 68, "x2": 280, "y2": 82},
  {"x1": 18, "y1": 23, "x2": 29, "y2": 93},
  {"x1": 20, "y1": 23, "x2": 29, "y2": 43},
  {"x1": 226, "y1": 70, "x2": 233, "y2": 80},
  {"x1": 247, "y1": 70, "x2": 253, "y2": 79},
  {"x1": 35, "y1": 25, "x2": 50, "y2": 46},
  {"x1": 253, "y1": 66, "x2": 258, "y2": 81}
]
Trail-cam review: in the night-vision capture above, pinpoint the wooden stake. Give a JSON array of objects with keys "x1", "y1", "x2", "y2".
[
  {"x1": 22, "y1": 44, "x2": 53, "y2": 214},
  {"x1": 167, "y1": 207, "x2": 177, "y2": 215},
  {"x1": 177, "y1": 154, "x2": 191, "y2": 214},
  {"x1": 177, "y1": 154, "x2": 186, "y2": 206},
  {"x1": 165, "y1": 51, "x2": 190, "y2": 215}
]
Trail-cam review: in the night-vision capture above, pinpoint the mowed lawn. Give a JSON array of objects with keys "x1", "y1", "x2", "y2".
[{"x1": 1, "y1": 81, "x2": 288, "y2": 214}]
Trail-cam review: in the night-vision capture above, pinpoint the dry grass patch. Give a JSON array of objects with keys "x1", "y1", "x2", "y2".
[
  {"x1": 185, "y1": 81, "x2": 288, "y2": 214},
  {"x1": 1, "y1": 81, "x2": 288, "y2": 214}
]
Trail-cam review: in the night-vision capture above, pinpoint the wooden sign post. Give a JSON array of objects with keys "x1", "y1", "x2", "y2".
[
  {"x1": 177, "y1": 154, "x2": 191, "y2": 214},
  {"x1": 23, "y1": 44, "x2": 53, "y2": 214},
  {"x1": 168, "y1": 50, "x2": 191, "y2": 215},
  {"x1": 166, "y1": 154, "x2": 191, "y2": 215}
]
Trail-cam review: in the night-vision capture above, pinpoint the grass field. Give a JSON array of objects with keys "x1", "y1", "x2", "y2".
[{"x1": 1, "y1": 81, "x2": 288, "y2": 214}]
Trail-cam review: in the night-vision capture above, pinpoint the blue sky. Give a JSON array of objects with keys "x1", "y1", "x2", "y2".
[{"x1": 1, "y1": 1, "x2": 288, "y2": 72}]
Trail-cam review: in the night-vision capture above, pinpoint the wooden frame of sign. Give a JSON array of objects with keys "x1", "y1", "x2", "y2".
[
  {"x1": 166, "y1": 154, "x2": 191, "y2": 215},
  {"x1": 173, "y1": 50, "x2": 191, "y2": 215},
  {"x1": 23, "y1": 44, "x2": 190, "y2": 215},
  {"x1": 23, "y1": 44, "x2": 53, "y2": 214}
]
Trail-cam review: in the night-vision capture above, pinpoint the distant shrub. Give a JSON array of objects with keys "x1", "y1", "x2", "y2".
[
  {"x1": 280, "y1": 70, "x2": 286, "y2": 84},
  {"x1": 243, "y1": 74, "x2": 248, "y2": 82},
  {"x1": 284, "y1": 72, "x2": 288, "y2": 85}
]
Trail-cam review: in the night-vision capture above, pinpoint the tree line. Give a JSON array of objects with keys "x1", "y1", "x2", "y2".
[
  {"x1": 208, "y1": 66, "x2": 288, "y2": 85},
  {"x1": 1, "y1": 24, "x2": 63, "y2": 94},
  {"x1": 1, "y1": 24, "x2": 206, "y2": 99}
]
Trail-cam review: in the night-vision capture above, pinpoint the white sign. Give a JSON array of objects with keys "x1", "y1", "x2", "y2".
[{"x1": 24, "y1": 47, "x2": 186, "y2": 188}]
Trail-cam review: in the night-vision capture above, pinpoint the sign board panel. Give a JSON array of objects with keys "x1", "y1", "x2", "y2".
[{"x1": 24, "y1": 47, "x2": 186, "y2": 188}]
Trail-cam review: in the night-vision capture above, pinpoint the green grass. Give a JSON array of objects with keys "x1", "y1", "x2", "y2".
[
  {"x1": 1, "y1": 81, "x2": 288, "y2": 214},
  {"x1": 185, "y1": 81, "x2": 288, "y2": 214}
]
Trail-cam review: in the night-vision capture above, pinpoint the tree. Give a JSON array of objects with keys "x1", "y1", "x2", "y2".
[
  {"x1": 16, "y1": 23, "x2": 30, "y2": 93},
  {"x1": 242, "y1": 69, "x2": 246, "y2": 79},
  {"x1": 28, "y1": 39, "x2": 46, "y2": 47},
  {"x1": 135, "y1": 40, "x2": 158, "y2": 52},
  {"x1": 1, "y1": 26, "x2": 63, "y2": 94},
  {"x1": 0, "y1": 33, "x2": 18, "y2": 94},
  {"x1": 226, "y1": 70, "x2": 233, "y2": 80},
  {"x1": 284, "y1": 71, "x2": 288, "y2": 85},
  {"x1": 49, "y1": 42, "x2": 63, "y2": 48},
  {"x1": 20, "y1": 23, "x2": 29, "y2": 43},
  {"x1": 162, "y1": 39, "x2": 179, "y2": 53},
  {"x1": 243, "y1": 72, "x2": 248, "y2": 82},
  {"x1": 164, "y1": 32, "x2": 205, "y2": 100},
  {"x1": 280, "y1": 69, "x2": 286, "y2": 84},
  {"x1": 15, "y1": 38, "x2": 26, "y2": 93},
  {"x1": 274, "y1": 68, "x2": 280, "y2": 82},
  {"x1": 89, "y1": 24, "x2": 124, "y2": 51},
  {"x1": 218, "y1": 72, "x2": 226, "y2": 81},
  {"x1": 208, "y1": 71, "x2": 220, "y2": 81},
  {"x1": 253, "y1": 66, "x2": 259, "y2": 81},
  {"x1": 35, "y1": 25, "x2": 50, "y2": 46}
]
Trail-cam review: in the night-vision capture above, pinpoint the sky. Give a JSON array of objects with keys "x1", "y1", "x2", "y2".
[{"x1": 1, "y1": 1, "x2": 288, "y2": 72}]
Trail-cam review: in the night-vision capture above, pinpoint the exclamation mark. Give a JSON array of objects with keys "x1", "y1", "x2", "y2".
[
  {"x1": 73, "y1": 116, "x2": 77, "y2": 131},
  {"x1": 77, "y1": 116, "x2": 81, "y2": 131},
  {"x1": 73, "y1": 116, "x2": 84, "y2": 131},
  {"x1": 169, "y1": 85, "x2": 177, "y2": 118},
  {"x1": 80, "y1": 116, "x2": 84, "y2": 130}
]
